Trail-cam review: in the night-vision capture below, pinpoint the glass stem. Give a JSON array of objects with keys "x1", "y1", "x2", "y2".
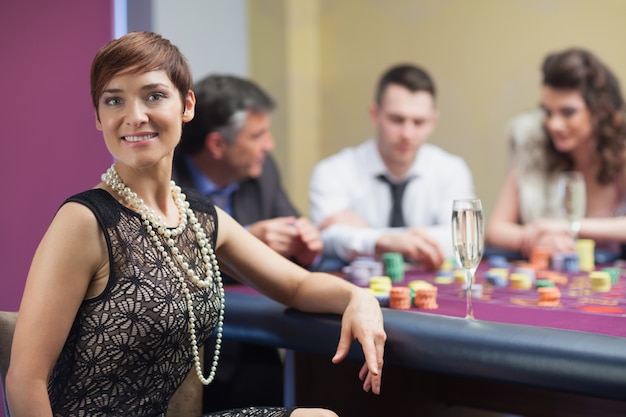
[{"x1": 465, "y1": 269, "x2": 474, "y2": 319}]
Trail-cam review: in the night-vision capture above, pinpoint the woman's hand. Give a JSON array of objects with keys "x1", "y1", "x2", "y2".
[
  {"x1": 520, "y1": 218, "x2": 575, "y2": 256},
  {"x1": 331, "y1": 289, "x2": 386, "y2": 394}
]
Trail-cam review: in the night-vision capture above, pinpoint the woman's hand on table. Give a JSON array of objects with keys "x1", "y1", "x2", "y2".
[
  {"x1": 331, "y1": 288, "x2": 386, "y2": 394},
  {"x1": 521, "y1": 218, "x2": 574, "y2": 256}
]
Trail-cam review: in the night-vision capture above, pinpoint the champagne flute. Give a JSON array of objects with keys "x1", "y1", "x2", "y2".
[
  {"x1": 559, "y1": 171, "x2": 586, "y2": 238},
  {"x1": 451, "y1": 198, "x2": 485, "y2": 319}
]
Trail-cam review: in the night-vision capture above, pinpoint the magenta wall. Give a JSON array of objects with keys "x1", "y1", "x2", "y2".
[
  {"x1": 0, "y1": 3, "x2": 113, "y2": 309},
  {"x1": 1, "y1": 3, "x2": 115, "y2": 414}
]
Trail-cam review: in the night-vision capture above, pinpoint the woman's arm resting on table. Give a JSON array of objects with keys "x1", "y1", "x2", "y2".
[
  {"x1": 579, "y1": 216, "x2": 626, "y2": 242},
  {"x1": 487, "y1": 169, "x2": 576, "y2": 256},
  {"x1": 486, "y1": 168, "x2": 526, "y2": 252},
  {"x1": 215, "y1": 208, "x2": 386, "y2": 394}
]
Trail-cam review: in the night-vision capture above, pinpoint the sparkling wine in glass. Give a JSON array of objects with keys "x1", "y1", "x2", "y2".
[
  {"x1": 559, "y1": 171, "x2": 586, "y2": 238},
  {"x1": 451, "y1": 198, "x2": 485, "y2": 319}
]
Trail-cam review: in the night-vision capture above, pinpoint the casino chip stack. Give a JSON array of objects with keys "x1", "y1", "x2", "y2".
[
  {"x1": 413, "y1": 287, "x2": 438, "y2": 309},
  {"x1": 454, "y1": 269, "x2": 467, "y2": 285},
  {"x1": 537, "y1": 286, "x2": 561, "y2": 307},
  {"x1": 434, "y1": 269, "x2": 454, "y2": 284},
  {"x1": 576, "y1": 239, "x2": 595, "y2": 272},
  {"x1": 382, "y1": 252, "x2": 405, "y2": 282},
  {"x1": 530, "y1": 247, "x2": 552, "y2": 270},
  {"x1": 343, "y1": 257, "x2": 383, "y2": 286},
  {"x1": 551, "y1": 251, "x2": 580, "y2": 272},
  {"x1": 408, "y1": 280, "x2": 438, "y2": 309},
  {"x1": 551, "y1": 252, "x2": 566, "y2": 271},
  {"x1": 589, "y1": 271, "x2": 612, "y2": 292},
  {"x1": 602, "y1": 267, "x2": 621, "y2": 285},
  {"x1": 389, "y1": 286, "x2": 411, "y2": 310},
  {"x1": 510, "y1": 272, "x2": 532, "y2": 290},
  {"x1": 485, "y1": 268, "x2": 508, "y2": 287},
  {"x1": 514, "y1": 265, "x2": 536, "y2": 283},
  {"x1": 368, "y1": 276, "x2": 392, "y2": 307}
]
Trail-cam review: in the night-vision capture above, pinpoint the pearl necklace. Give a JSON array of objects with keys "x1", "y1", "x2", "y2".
[{"x1": 101, "y1": 164, "x2": 224, "y2": 385}]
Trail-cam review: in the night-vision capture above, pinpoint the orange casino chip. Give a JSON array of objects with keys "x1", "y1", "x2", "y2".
[
  {"x1": 530, "y1": 247, "x2": 552, "y2": 270},
  {"x1": 414, "y1": 287, "x2": 438, "y2": 309},
  {"x1": 537, "y1": 286, "x2": 561, "y2": 306},
  {"x1": 389, "y1": 287, "x2": 411, "y2": 310}
]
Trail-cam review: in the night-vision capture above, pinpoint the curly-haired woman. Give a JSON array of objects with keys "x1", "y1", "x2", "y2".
[{"x1": 486, "y1": 48, "x2": 626, "y2": 258}]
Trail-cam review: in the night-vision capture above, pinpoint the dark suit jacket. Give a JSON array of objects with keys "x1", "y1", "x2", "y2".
[{"x1": 172, "y1": 151, "x2": 300, "y2": 225}]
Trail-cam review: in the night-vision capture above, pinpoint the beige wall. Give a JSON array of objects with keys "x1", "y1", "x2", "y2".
[{"x1": 250, "y1": 0, "x2": 626, "y2": 220}]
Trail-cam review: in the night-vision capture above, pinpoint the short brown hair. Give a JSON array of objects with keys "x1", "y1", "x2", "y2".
[
  {"x1": 375, "y1": 63, "x2": 436, "y2": 105},
  {"x1": 90, "y1": 32, "x2": 192, "y2": 115}
]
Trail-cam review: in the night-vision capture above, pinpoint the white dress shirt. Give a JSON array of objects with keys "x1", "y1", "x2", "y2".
[{"x1": 309, "y1": 139, "x2": 475, "y2": 261}]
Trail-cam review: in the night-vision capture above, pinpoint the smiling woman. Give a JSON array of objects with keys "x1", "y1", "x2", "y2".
[
  {"x1": 485, "y1": 47, "x2": 626, "y2": 258},
  {"x1": 540, "y1": 87, "x2": 593, "y2": 154},
  {"x1": 5, "y1": 31, "x2": 385, "y2": 417},
  {"x1": 96, "y1": 69, "x2": 195, "y2": 178}
]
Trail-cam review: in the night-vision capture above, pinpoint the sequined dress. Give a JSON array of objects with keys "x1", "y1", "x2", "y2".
[{"x1": 47, "y1": 188, "x2": 292, "y2": 417}]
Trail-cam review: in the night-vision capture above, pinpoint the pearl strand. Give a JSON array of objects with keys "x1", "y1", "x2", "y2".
[{"x1": 101, "y1": 164, "x2": 224, "y2": 385}]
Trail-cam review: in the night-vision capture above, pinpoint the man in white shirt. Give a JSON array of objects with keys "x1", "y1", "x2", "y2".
[{"x1": 309, "y1": 63, "x2": 474, "y2": 270}]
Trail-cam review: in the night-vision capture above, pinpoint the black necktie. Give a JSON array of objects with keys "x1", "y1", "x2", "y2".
[{"x1": 377, "y1": 174, "x2": 410, "y2": 227}]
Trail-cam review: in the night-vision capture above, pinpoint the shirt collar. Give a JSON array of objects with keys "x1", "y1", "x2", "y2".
[
  {"x1": 367, "y1": 139, "x2": 422, "y2": 182},
  {"x1": 183, "y1": 154, "x2": 240, "y2": 197}
]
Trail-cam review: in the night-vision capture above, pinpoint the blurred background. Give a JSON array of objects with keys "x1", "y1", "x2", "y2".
[{"x1": 2, "y1": 0, "x2": 626, "y2": 311}]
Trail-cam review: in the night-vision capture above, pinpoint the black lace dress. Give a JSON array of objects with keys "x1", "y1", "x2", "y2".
[{"x1": 47, "y1": 189, "x2": 293, "y2": 417}]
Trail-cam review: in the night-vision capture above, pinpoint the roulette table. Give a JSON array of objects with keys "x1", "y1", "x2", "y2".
[
  {"x1": 391, "y1": 260, "x2": 626, "y2": 337},
  {"x1": 221, "y1": 258, "x2": 626, "y2": 417}
]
